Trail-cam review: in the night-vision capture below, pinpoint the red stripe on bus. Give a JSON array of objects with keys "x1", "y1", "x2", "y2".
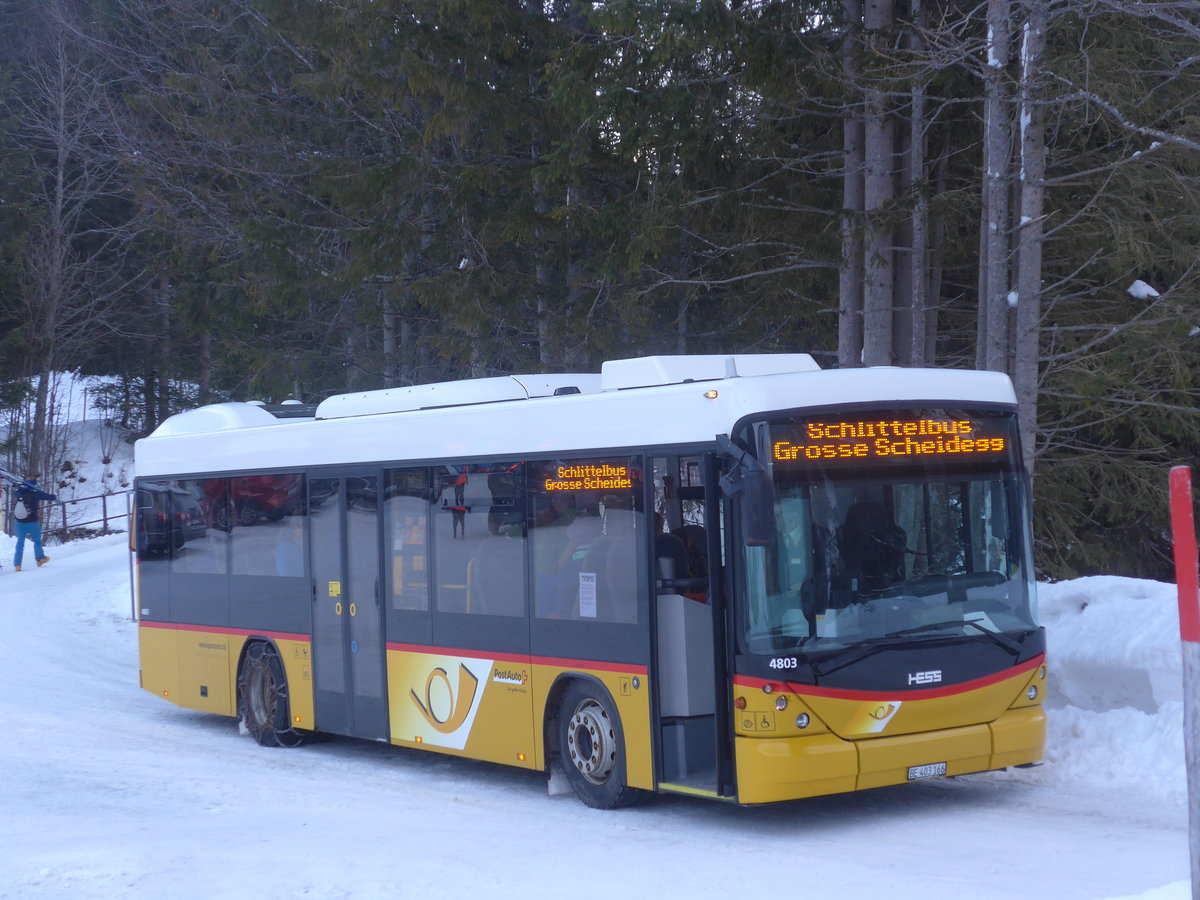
[
  {"x1": 386, "y1": 642, "x2": 647, "y2": 675},
  {"x1": 387, "y1": 642, "x2": 530, "y2": 665},
  {"x1": 138, "y1": 620, "x2": 310, "y2": 644},
  {"x1": 735, "y1": 654, "x2": 1044, "y2": 701},
  {"x1": 530, "y1": 654, "x2": 647, "y2": 676}
]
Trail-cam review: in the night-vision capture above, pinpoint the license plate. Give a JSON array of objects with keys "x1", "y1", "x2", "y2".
[{"x1": 907, "y1": 762, "x2": 947, "y2": 781}]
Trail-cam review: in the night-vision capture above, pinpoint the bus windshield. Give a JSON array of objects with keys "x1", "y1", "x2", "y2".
[{"x1": 739, "y1": 408, "x2": 1039, "y2": 655}]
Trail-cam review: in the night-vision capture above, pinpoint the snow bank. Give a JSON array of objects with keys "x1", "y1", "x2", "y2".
[
  {"x1": 1008, "y1": 576, "x2": 1189, "y2": 817},
  {"x1": 1040, "y1": 576, "x2": 1183, "y2": 713}
]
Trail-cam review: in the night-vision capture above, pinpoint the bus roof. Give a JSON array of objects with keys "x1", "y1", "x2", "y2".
[{"x1": 135, "y1": 356, "x2": 1017, "y2": 478}]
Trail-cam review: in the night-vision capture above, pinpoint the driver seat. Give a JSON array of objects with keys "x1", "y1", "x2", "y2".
[{"x1": 838, "y1": 502, "x2": 906, "y2": 592}]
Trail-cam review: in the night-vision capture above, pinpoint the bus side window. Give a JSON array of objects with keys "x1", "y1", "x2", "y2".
[
  {"x1": 230, "y1": 474, "x2": 305, "y2": 577},
  {"x1": 384, "y1": 468, "x2": 430, "y2": 611},
  {"x1": 531, "y1": 457, "x2": 642, "y2": 624},
  {"x1": 170, "y1": 477, "x2": 229, "y2": 575},
  {"x1": 581, "y1": 498, "x2": 639, "y2": 623},
  {"x1": 433, "y1": 462, "x2": 526, "y2": 618},
  {"x1": 654, "y1": 455, "x2": 710, "y2": 601}
]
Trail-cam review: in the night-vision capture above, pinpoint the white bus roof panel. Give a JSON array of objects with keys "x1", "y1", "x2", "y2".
[
  {"x1": 600, "y1": 354, "x2": 818, "y2": 390},
  {"x1": 135, "y1": 362, "x2": 1017, "y2": 478},
  {"x1": 148, "y1": 401, "x2": 287, "y2": 436},
  {"x1": 315, "y1": 373, "x2": 602, "y2": 419}
]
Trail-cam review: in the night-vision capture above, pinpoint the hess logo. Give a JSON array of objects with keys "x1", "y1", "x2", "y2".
[{"x1": 908, "y1": 669, "x2": 943, "y2": 686}]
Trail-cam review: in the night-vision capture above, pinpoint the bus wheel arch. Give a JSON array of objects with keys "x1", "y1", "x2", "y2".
[
  {"x1": 549, "y1": 676, "x2": 647, "y2": 809},
  {"x1": 237, "y1": 639, "x2": 309, "y2": 748}
]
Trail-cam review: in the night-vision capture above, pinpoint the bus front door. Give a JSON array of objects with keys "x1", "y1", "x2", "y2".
[
  {"x1": 309, "y1": 473, "x2": 389, "y2": 740},
  {"x1": 651, "y1": 454, "x2": 733, "y2": 798}
]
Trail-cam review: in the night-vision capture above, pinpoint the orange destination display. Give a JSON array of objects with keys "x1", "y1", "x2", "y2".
[
  {"x1": 543, "y1": 463, "x2": 634, "y2": 491},
  {"x1": 771, "y1": 412, "x2": 1014, "y2": 466}
]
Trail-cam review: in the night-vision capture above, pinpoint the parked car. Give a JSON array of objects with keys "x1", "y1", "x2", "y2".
[
  {"x1": 136, "y1": 482, "x2": 207, "y2": 556},
  {"x1": 204, "y1": 474, "x2": 304, "y2": 529}
]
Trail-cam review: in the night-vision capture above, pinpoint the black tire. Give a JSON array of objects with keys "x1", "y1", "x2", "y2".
[
  {"x1": 238, "y1": 641, "x2": 309, "y2": 748},
  {"x1": 557, "y1": 681, "x2": 648, "y2": 809},
  {"x1": 237, "y1": 499, "x2": 261, "y2": 527}
]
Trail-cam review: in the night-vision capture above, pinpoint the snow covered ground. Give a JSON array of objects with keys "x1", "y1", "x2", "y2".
[{"x1": 0, "y1": 530, "x2": 1190, "y2": 900}]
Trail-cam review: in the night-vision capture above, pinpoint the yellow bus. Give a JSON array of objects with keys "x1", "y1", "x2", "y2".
[{"x1": 133, "y1": 354, "x2": 1045, "y2": 808}]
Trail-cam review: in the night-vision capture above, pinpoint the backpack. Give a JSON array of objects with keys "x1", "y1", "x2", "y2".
[{"x1": 13, "y1": 495, "x2": 29, "y2": 520}]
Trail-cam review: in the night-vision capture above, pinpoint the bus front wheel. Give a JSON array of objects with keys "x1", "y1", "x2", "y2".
[
  {"x1": 557, "y1": 681, "x2": 646, "y2": 809},
  {"x1": 238, "y1": 641, "x2": 308, "y2": 748}
]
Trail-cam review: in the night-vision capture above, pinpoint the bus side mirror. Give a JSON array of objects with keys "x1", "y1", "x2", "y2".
[
  {"x1": 738, "y1": 467, "x2": 777, "y2": 547},
  {"x1": 717, "y1": 434, "x2": 777, "y2": 547}
]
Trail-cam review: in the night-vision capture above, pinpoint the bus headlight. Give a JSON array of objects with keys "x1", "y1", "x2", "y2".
[
  {"x1": 775, "y1": 695, "x2": 788, "y2": 711},
  {"x1": 796, "y1": 713, "x2": 810, "y2": 729},
  {"x1": 1026, "y1": 685, "x2": 1038, "y2": 701}
]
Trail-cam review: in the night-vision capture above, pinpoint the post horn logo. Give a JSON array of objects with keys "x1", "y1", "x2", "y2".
[
  {"x1": 410, "y1": 663, "x2": 480, "y2": 734},
  {"x1": 868, "y1": 702, "x2": 898, "y2": 721}
]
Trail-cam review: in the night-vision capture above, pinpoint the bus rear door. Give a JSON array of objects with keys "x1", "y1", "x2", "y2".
[{"x1": 309, "y1": 471, "x2": 389, "y2": 740}]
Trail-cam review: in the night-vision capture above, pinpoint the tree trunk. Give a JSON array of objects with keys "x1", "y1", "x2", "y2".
[
  {"x1": 157, "y1": 276, "x2": 171, "y2": 427},
  {"x1": 978, "y1": 0, "x2": 1013, "y2": 372},
  {"x1": 862, "y1": 0, "x2": 895, "y2": 367},
  {"x1": 1013, "y1": 0, "x2": 1047, "y2": 473},
  {"x1": 839, "y1": 0, "x2": 866, "y2": 368},
  {"x1": 400, "y1": 313, "x2": 413, "y2": 385},
  {"x1": 382, "y1": 285, "x2": 398, "y2": 386},
  {"x1": 198, "y1": 331, "x2": 213, "y2": 405},
  {"x1": 907, "y1": 0, "x2": 930, "y2": 367},
  {"x1": 676, "y1": 297, "x2": 690, "y2": 355},
  {"x1": 923, "y1": 129, "x2": 951, "y2": 366},
  {"x1": 142, "y1": 361, "x2": 158, "y2": 434}
]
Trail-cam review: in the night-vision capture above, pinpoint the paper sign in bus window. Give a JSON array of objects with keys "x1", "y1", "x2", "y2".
[{"x1": 579, "y1": 572, "x2": 597, "y2": 618}]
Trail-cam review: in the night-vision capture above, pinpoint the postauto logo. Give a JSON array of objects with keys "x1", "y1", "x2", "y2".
[
  {"x1": 491, "y1": 666, "x2": 528, "y2": 686},
  {"x1": 410, "y1": 663, "x2": 480, "y2": 734}
]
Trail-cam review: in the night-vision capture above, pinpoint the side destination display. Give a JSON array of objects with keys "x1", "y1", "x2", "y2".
[
  {"x1": 770, "y1": 411, "x2": 1015, "y2": 466},
  {"x1": 543, "y1": 463, "x2": 635, "y2": 491}
]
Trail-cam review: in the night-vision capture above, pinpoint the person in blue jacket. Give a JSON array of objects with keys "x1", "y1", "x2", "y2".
[{"x1": 13, "y1": 476, "x2": 56, "y2": 571}]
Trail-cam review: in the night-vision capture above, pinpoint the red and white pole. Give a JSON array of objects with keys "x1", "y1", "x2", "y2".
[{"x1": 1168, "y1": 466, "x2": 1200, "y2": 898}]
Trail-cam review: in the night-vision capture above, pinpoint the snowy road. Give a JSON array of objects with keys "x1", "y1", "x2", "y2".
[{"x1": 0, "y1": 535, "x2": 1188, "y2": 899}]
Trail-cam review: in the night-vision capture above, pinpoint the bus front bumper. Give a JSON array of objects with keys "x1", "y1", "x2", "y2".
[{"x1": 733, "y1": 705, "x2": 1045, "y2": 804}]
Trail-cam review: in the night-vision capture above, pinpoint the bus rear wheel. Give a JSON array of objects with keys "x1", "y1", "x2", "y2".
[
  {"x1": 239, "y1": 641, "x2": 308, "y2": 748},
  {"x1": 557, "y1": 681, "x2": 646, "y2": 809}
]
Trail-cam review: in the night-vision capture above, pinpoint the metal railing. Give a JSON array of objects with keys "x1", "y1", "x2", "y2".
[
  {"x1": 54, "y1": 490, "x2": 131, "y2": 536},
  {"x1": 5, "y1": 490, "x2": 131, "y2": 539}
]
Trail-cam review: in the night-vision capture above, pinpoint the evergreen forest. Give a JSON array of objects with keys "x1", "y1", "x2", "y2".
[{"x1": 1, "y1": 0, "x2": 1198, "y2": 579}]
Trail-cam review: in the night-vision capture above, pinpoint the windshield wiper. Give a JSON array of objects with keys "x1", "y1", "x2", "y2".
[
  {"x1": 810, "y1": 619, "x2": 1022, "y2": 680},
  {"x1": 879, "y1": 618, "x2": 1022, "y2": 654},
  {"x1": 810, "y1": 635, "x2": 920, "y2": 679}
]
